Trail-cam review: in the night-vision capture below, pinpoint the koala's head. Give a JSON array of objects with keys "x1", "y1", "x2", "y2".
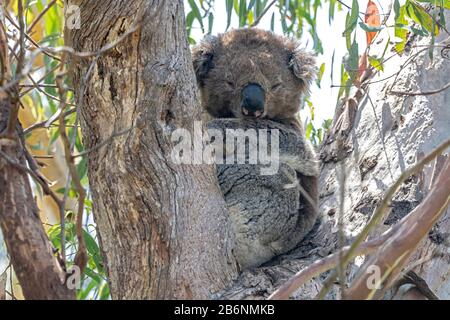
[{"x1": 192, "y1": 28, "x2": 316, "y2": 121}]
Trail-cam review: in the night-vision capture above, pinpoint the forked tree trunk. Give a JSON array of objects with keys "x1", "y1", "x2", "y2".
[
  {"x1": 66, "y1": 0, "x2": 449, "y2": 300},
  {"x1": 65, "y1": 0, "x2": 238, "y2": 299}
]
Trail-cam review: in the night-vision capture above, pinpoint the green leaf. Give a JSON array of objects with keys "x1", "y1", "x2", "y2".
[
  {"x1": 342, "y1": 0, "x2": 359, "y2": 36},
  {"x1": 337, "y1": 66, "x2": 349, "y2": 101},
  {"x1": 83, "y1": 230, "x2": 104, "y2": 273},
  {"x1": 233, "y1": 0, "x2": 240, "y2": 14},
  {"x1": 306, "y1": 100, "x2": 315, "y2": 120},
  {"x1": 248, "y1": 0, "x2": 256, "y2": 11},
  {"x1": 329, "y1": 0, "x2": 336, "y2": 24},
  {"x1": 305, "y1": 122, "x2": 313, "y2": 139},
  {"x1": 77, "y1": 279, "x2": 98, "y2": 300},
  {"x1": 99, "y1": 282, "x2": 110, "y2": 300},
  {"x1": 239, "y1": 0, "x2": 247, "y2": 27},
  {"x1": 270, "y1": 12, "x2": 275, "y2": 31},
  {"x1": 185, "y1": 11, "x2": 195, "y2": 36},
  {"x1": 84, "y1": 267, "x2": 101, "y2": 283},
  {"x1": 358, "y1": 22, "x2": 383, "y2": 32},
  {"x1": 188, "y1": 36, "x2": 196, "y2": 45},
  {"x1": 317, "y1": 63, "x2": 325, "y2": 88},
  {"x1": 187, "y1": 0, "x2": 204, "y2": 33},
  {"x1": 394, "y1": 0, "x2": 401, "y2": 20},
  {"x1": 226, "y1": 0, "x2": 233, "y2": 30},
  {"x1": 330, "y1": 49, "x2": 335, "y2": 85},
  {"x1": 207, "y1": 12, "x2": 214, "y2": 34},
  {"x1": 410, "y1": 25, "x2": 429, "y2": 36},
  {"x1": 406, "y1": 0, "x2": 439, "y2": 35},
  {"x1": 76, "y1": 156, "x2": 88, "y2": 181},
  {"x1": 416, "y1": 0, "x2": 450, "y2": 9},
  {"x1": 256, "y1": 0, "x2": 268, "y2": 17},
  {"x1": 394, "y1": 4, "x2": 408, "y2": 53},
  {"x1": 368, "y1": 56, "x2": 384, "y2": 71},
  {"x1": 345, "y1": 39, "x2": 359, "y2": 85}
]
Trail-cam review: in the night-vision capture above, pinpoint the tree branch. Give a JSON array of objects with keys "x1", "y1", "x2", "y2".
[
  {"x1": 250, "y1": 0, "x2": 277, "y2": 27},
  {"x1": 390, "y1": 81, "x2": 450, "y2": 96},
  {"x1": 270, "y1": 137, "x2": 450, "y2": 299},
  {"x1": 346, "y1": 156, "x2": 450, "y2": 299}
]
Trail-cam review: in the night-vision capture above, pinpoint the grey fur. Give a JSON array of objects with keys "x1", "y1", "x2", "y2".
[{"x1": 206, "y1": 119, "x2": 319, "y2": 269}]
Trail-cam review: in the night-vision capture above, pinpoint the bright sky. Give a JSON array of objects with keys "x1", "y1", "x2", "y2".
[{"x1": 185, "y1": 0, "x2": 390, "y2": 127}]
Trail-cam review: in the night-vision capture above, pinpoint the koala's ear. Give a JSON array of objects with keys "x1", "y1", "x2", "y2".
[
  {"x1": 288, "y1": 49, "x2": 317, "y2": 92},
  {"x1": 192, "y1": 36, "x2": 218, "y2": 87}
]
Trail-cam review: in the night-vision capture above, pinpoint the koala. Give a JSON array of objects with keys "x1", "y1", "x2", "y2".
[{"x1": 192, "y1": 28, "x2": 319, "y2": 270}]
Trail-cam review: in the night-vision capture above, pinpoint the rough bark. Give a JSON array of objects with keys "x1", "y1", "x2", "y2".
[
  {"x1": 0, "y1": 126, "x2": 74, "y2": 300},
  {"x1": 220, "y1": 11, "x2": 450, "y2": 299},
  {"x1": 65, "y1": 0, "x2": 238, "y2": 299}
]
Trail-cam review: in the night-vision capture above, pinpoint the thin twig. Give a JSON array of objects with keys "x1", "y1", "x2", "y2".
[
  {"x1": 0, "y1": 149, "x2": 62, "y2": 208},
  {"x1": 72, "y1": 126, "x2": 134, "y2": 158},
  {"x1": 250, "y1": 0, "x2": 277, "y2": 27},
  {"x1": 2, "y1": 0, "x2": 24, "y2": 137},
  {"x1": 55, "y1": 58, "x2": 88, "y2": 270},
  {"x1": 26, "y1": 0, "x2": 57, "y2": 34},
  {"x1": 337, "y1": 163, "x2": 347, "y2": 299},
  {"x1": 23, "y1": 108, "x2": 76, "y2": 135},
  {"x1": 19, "y1": 63, "x2": 62, "y2": 97},
  {"x1": 4, "y1": 12, "x2": 61, "y2": 62},
  {"x1": 390, "y1": 81, "x2": 450, "y2": 96}
]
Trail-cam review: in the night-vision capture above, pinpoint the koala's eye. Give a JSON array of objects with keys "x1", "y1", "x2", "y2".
[{"x1": 271, "y1": 83, "x2": 282, "y2": 90}]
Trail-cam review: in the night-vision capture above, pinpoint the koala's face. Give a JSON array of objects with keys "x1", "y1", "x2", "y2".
[{"x1": 192, "y1": 28, "x2": 316, "y2": 122}]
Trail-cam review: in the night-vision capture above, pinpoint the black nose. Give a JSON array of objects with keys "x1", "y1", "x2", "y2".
[{"x1": 241, "y1": 83, "x2": 265, "y2": 117}]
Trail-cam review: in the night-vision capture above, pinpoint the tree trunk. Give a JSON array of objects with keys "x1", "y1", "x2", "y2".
[
  {"x1": 65, "y1": 0, "x2": 238, "y2": 299},
  {"x1": 0, "y1": 1, "x2": 74, "y2": 300}
]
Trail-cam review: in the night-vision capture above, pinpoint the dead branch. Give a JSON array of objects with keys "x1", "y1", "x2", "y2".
[
  {"x1": 22, "y1": 108, "x2": 76, "y2": 134},
  {"x1": 72, "y1": 126, "x2": 135, "y2": 159},
  {"x1": 390, "y1": 81, "x2": 450, "y2": 96}
]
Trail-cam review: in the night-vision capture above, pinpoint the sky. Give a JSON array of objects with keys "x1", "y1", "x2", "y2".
[{"x1": 185, "y1": 0, "x2": 391, "y2": 127}]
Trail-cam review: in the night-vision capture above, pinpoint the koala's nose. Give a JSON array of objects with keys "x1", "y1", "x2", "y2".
[{"x1": 241, "y1": 83, "x2": 265, "y2": 117}]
